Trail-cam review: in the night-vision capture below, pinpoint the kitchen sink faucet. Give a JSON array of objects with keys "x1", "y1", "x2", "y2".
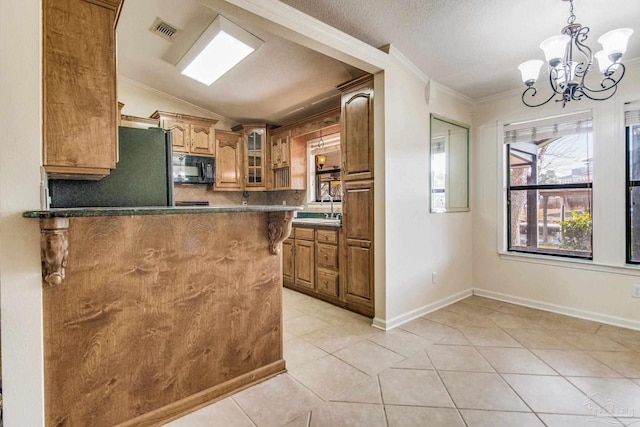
[{"x1": 320, "y1": 193, "x2": 336, "y2": 219}]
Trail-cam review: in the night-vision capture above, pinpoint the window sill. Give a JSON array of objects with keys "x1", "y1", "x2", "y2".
[{"x1": 498, "y1": 250, "x2": 640, "y2": 277}]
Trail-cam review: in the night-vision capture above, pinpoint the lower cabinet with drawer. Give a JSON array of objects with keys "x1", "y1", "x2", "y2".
[{"x1": 283, "y1": 226, "x2": 342, "y2": 307}]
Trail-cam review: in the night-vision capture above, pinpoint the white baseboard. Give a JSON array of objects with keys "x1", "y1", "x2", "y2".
[
  {"x1": 473, "y1": 288, "x2": 640, "y2": 331},
  {"x1": 370, "y1": 287, "x2": 640, "y2": 332},
  {"x1": 372, "y1": 288, "x2": 473, "y2": 331}
]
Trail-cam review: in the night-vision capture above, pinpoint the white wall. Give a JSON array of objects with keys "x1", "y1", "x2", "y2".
[
  {"x1": 375, "y1": 56, "x2": 475, "y2": 329},
  {"x1": 0, "y1": 0, "x2": 46, "y2": 425},
  {"x1": 118, "y1": 76, "x2": 238, "y2": 130},
  {"x1": 473, "y1": 63, "x2": 640, "y2": 328}
]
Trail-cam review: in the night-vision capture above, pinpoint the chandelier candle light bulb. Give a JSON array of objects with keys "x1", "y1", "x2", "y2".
[
  {"x1": 518, "y1": 60, "x2": 544, "y2": 86},
  {"x1": 598, "y1": 28, "x2": 633, "y2": 62},
  {"x1": 594, "y1": 50, "x2": 617, "y2": 74},
  {"x1": 540, "y1": 34, "x2": 571, "y2": 67},
  {"x1": 517, "y1": 0, "x2": 633, "y2": 108}
]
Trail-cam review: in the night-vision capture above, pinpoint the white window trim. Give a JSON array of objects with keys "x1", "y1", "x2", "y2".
[{"x1": 497, "y1": 250, "x2": 640, "y2": 277}]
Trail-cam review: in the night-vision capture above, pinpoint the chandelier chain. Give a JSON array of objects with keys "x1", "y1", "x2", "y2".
[{"x1": 567, "y1": 0, "x2": 576, "y2": 25}]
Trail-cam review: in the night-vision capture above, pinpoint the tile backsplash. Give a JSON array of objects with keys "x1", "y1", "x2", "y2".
[{"x1": 174, "y1": 185, "x2": 306, "y2": 207}]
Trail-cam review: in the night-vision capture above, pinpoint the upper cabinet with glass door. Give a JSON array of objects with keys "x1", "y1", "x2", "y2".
[
  {"x1": 430, "y1": 115, "x2": 470, "y2": 213},
  {"x1": 233, "y1": 124, "x2": 269, "y2": 191}
]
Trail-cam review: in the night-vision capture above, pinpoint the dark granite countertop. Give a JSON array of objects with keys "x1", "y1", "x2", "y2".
[{"x1": 23, "y1": 205, "x2": 303, "y2": 219}]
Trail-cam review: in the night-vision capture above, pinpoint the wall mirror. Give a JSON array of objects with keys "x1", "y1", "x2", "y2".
[{"x1": 430, "y1": 114, "x2": 470, "y2": 213}]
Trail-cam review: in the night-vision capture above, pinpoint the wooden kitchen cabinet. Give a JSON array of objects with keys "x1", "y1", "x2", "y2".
[
  {"x1": 282, "y1": 239, "x2": 294, "y2": 283},
  {"x1": 232, "y1": 124, "x2": 269, "y2": 191},
  {"x1": 316, "y1": 228, "x2": 340, "y2": 298},
  {"x1": 338, "y1": 76, "x2": 374, "y2": 182},
  {"x1": 294, "y1": 239, "x2": 315, "y2": 290},
  {"x1": 283, "y1": 227, "x2": 315, "y2": 291},
  {"x1": 164, "y1": 118, "x2": 190, "y2": 152},
  {"x1": 151, "y1": 111, "x2": 217, "y2": 156},
  {"x1": 271, "y1": 131, "x2": 290, "y2": 169},
  {"x1": 341, "y1": 180, "x2": 374, "y2": 316},
  {"x1": 337, "y1": 74, "x2": 375, "y2": 317},
  {"x1": 271, "y1": 132, "x2": 306, "y2": 190},
  {"x1": 214, "y1": 130, "x2": 243, "y2": 191},
  {"x1": 43, "y1": 0, "x2": 124, "y2": 179},
  {"x1": 271, "y1": 130, "x2": 303, "y2": 190},
  {"x1": 284, "y1": 226, "x2": 341, "y2": 304},
  {"x1": 317, "y1": 269, "x2": 339, "y2": 298}
]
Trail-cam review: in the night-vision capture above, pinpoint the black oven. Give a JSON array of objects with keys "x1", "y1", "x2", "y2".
[{"x1": 172, "y1": 154, "x2": 215, "y2": 185}]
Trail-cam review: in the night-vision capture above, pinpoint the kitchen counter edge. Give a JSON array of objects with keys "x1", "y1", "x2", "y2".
[{"x1": 23, "y1": 205, "x2": 303, "y2": 219}]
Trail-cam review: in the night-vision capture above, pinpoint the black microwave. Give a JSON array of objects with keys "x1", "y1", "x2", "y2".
[{"x1": 172, "y1": 154, "x2": 215, "y2": 185}]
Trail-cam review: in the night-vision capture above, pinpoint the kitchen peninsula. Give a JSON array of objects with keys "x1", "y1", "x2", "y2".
[{"x1": 24, "y1": 205, "x2": 298, "y2": 426}]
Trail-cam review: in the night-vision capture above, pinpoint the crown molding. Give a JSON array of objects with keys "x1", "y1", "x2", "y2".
[
  {"x1": 378, "y1": 44, "x2": 429, "y2": 85},
  {"x1": 476, "y1": 87, "x2": 522, "y2": 105},
  {"x1": 431, "y1": 80, "x2": 476, "y2": 105}
]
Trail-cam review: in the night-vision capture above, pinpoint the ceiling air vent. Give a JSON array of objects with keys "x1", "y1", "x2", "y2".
[{"x1": 150, "y1": 18, "x2": 179, "y2": 41}]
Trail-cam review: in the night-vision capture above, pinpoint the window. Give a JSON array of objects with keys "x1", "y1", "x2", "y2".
[
  {"x1": 307, "y1": 133, "x2": 341, "y2": 203},
  {"x1": 626, "y1": 103, "x2": 640, "y2": 263},
  {"x1": 316, "y1": 169, "x2": 342, "y2": 202},
  {"x1": 505, "y1": 112, "x2": 593, "y2": 259}
]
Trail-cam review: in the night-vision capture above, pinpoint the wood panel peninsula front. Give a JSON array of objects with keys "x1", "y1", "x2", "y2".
[{"x1": 23, "y1": 206, "x2": 298, "y2": 427}]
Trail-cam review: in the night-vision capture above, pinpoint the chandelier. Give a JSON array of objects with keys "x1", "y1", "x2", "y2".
[{"x1": 517, "y1": 0, "x2": 633, "y2": 108}]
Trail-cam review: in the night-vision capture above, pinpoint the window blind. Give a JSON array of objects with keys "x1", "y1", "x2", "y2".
[
  {"x1": 504, "y1": 111, "x2": 592, "y2": 144},
  {"x1": 625, "y1": 101, "x2": 640, "y2": 127}
]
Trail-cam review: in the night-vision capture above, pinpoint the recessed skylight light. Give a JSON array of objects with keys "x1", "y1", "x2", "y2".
[{"x1": 176, "y1": 15, "x2": 263, "y2": 86}]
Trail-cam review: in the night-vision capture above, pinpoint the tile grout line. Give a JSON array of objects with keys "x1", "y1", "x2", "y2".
[
  {"x1": 242, "y1": 292, "x2": 639, "y2": 427},
  {"x1": 471, "y1": 340, "x2": 549, "y2": 426},
  {"x1": 473, "y1": 325, "x2": 624, "y2": 421},
  {"x1": 477, "y1": 311, "x2": 633, "y2": 420},
  {"x1": 230, "y1": 395, "x2": 260, "y2": 427},
  {"x1": 421, "y1": 347, "x2": 470, "y2": 427},
  {"x1": 376, "y1": 374, "x2": 390, "y2": 427}
]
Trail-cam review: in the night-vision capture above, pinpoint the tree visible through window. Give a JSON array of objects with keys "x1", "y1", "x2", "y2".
[{"x1": 505, "y1": 113, "x2": 593, "y2": 258}]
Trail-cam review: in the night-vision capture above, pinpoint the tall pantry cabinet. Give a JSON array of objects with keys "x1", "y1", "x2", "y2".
[{"x1": 338, "y1": 75, "x2": 375, "y2": 318}]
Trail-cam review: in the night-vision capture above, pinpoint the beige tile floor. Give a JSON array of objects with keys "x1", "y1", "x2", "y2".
[{"x1": 165, "y1": 289, "x2": 640, "y2": 427}]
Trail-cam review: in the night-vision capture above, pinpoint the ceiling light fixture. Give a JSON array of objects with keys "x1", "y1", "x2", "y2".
[
  {"x1": 176, "y1": 15, "x2": 263, "y2": 86},
  {"x1": 315, "y1": 130, "x2": 327, "y2": 170},
  {"x1": 517, "y1": 0, "x2": 633, "y2": 108}
]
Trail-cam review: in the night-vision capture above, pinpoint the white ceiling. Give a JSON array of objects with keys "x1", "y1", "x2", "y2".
[
  {"x1": 117, "y1": 0, "x2": 365, "y2": 125},
  {"x1": 117, "y1": 0, "x2": 640, "y2": 125}
]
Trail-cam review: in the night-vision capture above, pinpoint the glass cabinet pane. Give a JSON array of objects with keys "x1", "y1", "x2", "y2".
[{"x1": 247, "y1": 131, "x2": 263, "y2": 184}]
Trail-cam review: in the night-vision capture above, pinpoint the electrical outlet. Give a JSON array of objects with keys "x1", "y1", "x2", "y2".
[
  {"x1": 432, "y1": 272, "x2": 438, "y2": 284},
  {"x1": 633, "y1": 284, "x2": 640, "y2": 298}
]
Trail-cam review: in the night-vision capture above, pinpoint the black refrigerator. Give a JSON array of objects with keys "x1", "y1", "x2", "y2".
[{"x1": 49, "y1": 127, "x2": 174, "y2": 208}]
